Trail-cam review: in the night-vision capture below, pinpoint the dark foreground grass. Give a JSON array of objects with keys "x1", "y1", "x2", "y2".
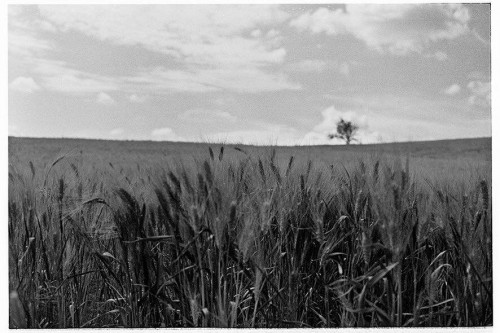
[{"x1": 8, "y1": 143, "x2": 492, "y2": 328}]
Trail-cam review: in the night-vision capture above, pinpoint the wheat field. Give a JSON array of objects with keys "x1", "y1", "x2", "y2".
[{"x1": 8, "y1": 137, "x2": 492, "y2": 328}]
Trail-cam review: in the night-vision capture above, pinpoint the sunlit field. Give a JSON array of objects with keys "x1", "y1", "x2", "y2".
[{"x1": 8, "y1": 137, "x2": 492, "y2": 328}]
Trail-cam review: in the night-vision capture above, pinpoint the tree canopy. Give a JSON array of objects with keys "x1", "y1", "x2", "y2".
[{"x1": 328, "y1": 119, "x2": 359, "y2": 145}]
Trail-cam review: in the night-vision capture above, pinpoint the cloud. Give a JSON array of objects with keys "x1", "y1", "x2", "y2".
[
  {"x1": 151, "y1": 127, "x2": 185, "y2": 142},
  {"x1": 213, "y1": 96, "x2": 236, "y2": 107},
  {"x1": 96, "y1": 92, "x2": 116, "y2": 105},
  {"x1": 338, "y1": 62, "x2": 350, "y2": 76},
  {"x1": 444, "y1": 84, "x2": 461, "y2": 95},
  {"x1": 205, "y1": 123, "x2": 300, "y2": 145},
  {"x1": 10, "y1": 76, "x2": 41, "y2": 93},
  {"x1": 467, "y1": 71, "x2": 489, "y2": 81},
  {"x1": 8, "y1": 6, "x2": 54, "y2": 58},
  {"x1": 250, "y1": 29, "x2": 262, "y2": 38},
  {"x1": 34, "y1": 59, "x2": 119, "y2": 94},
  {"x1": 129, "y1": 94, "x2": 145, "y2": 103},
  {"x1": 472, "y1": 28, "x2": 490, "y2": 46},
  {"x1": 302, "y1": 106, "x2": 375, "y2": 145},
  {"x1": 467, "y1": 81, "x2": 491, "y2": 108},
  {"x1": 10, "y1": 5, "x2": 299, "y2": 95},
  {"x1": 323, "y1": 91, "x2": 491, "y2": 141},
  {"x1": 287, "y1": 59, "x2": 327, "y2": 73},
  {"x1": 178, "y1": 109, "x2": 237, "y2": 122},
  {"x1": 433, "y1": 51, "x2": 448, "y2": 61},
  {"x1": 109, "y1": 128, "x2": 124, "y2": 136},
  {"x1": 126, "y1": 66, "x2": 300, "y2": 93},
  {"x1": 424, "y1": 51, "x2": 448, "y2": 61},
  {"x1": 9, "y1": 30, "x2": 53, "y2": 58},
  {"x1": 286, "y1": 59, "x2": 352, "y2": 77},
  {"x1": 9, "y1": 8, "x2": 121, "y2": 96},
  {"x1": 290, "y1": 4, "x2": 470, "y2": 56},
  {"x1": 36, "y1": 5, "x2": 298, "y2": 93}
]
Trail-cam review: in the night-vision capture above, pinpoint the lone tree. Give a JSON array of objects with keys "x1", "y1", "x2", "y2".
[{"x1": 328, "y1": 118, "x2": 359, "y2": 145}]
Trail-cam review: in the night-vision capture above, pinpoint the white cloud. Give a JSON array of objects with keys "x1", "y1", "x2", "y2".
[
  {"x1": 338, "y1": 62, "x2": 350, "y2": 76},
  {"x1": 205, "y1": 108, "x2": 380, "y2": 146},
  {"x1": 206, "y1": 124, "x2": 300, "y2": 146},
  {"x1": 302, "y1": 106, "x2": 375, "y2": 145},
  {"x1": 9, "y1": 8, "x2": 121, "y2": 96},
  {"x1": 9, "y1": 30, "x2": 53, "y2": 58},
  {"x1": 34, "y1": 59, "x2": 119, "y2": 94},
  {"x1": 287, "y1": 59, "x2": 351, "y2": 76},
  {"x1": 444, "y1": 84, "x2": 461, "y2": 95},
  {"x1": 213, "y1": 96, "x2": 236, "y2": 107},
  {"x1": 467, "y1": 81, "x2": 491, "y2": 108},
  {"x1": 126, "y1": 66, "x2": 300, "y2": 93},
  {"x1": 129, "y1": 94, "x2": 145, "y2": 103},
  {"x1": 37, "y1": 5, "x2": 298, "y2": 93},
  {"x1": 433, "y1": 51, "x2": 448, "y2": 61},
  {"x1": 250, "y1": 29, "x2": 262, "y2": 38},
  {"x1": 322, "y1": 92, "x2": 491, "y2": 141},
  {"x1": 178, "y1": 109, "x2": 237, "y2": 122},
  {"x1": 472, "y1": 29, "x2": 490, "y2": 46},
  {"x1": 287, "y1": 59, "x2": 327, "y2": 73},
  {"x1": 10, "y1": 76, "x2": 41, "y2": 93},
  {"x1": 10, "y1": 5, "x2": 299, "y2": 95},
  {"x1": 424, "y1": 51, "x2": 448, "y2": 61},
  {"x1": 9, "y1": 6, "x2": 54, "y2": 58},
  {"x1": 151, "y1": 127, "x2": 185, "y2": 142},
  {"x1": 96, "y1": 92, "x2": 116, "y2": 105},
  {"x1": 109, "y1": 128, "x2": 124, "y2": 136},
  {"x1": 291, "y1": 4, "x2": 470, "y2": 56},
  {"x1": 467, "y1": 71, "x2": 489, "y2": 81},
  {"x1": 46, "y1": 74, "x2": 117, "y2": 94}
]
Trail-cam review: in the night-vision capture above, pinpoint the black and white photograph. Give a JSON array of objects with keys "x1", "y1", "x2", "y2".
[{"x1": 6, "y1": 1, "x2": 493, "y2": 329}]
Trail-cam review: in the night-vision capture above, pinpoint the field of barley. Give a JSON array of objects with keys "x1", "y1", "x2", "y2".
[{"x1": 8, "y1": 136, "x2": 492, "y2": 328}]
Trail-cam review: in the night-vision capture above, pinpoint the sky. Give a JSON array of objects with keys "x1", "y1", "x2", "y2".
[{"x1": 8, "y1": 3, "x2": 491, "y2": 145}]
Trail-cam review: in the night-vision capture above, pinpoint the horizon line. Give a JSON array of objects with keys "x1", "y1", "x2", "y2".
[{"x1": 8, "y1": 135, "x2": 492, "y2": 148}]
